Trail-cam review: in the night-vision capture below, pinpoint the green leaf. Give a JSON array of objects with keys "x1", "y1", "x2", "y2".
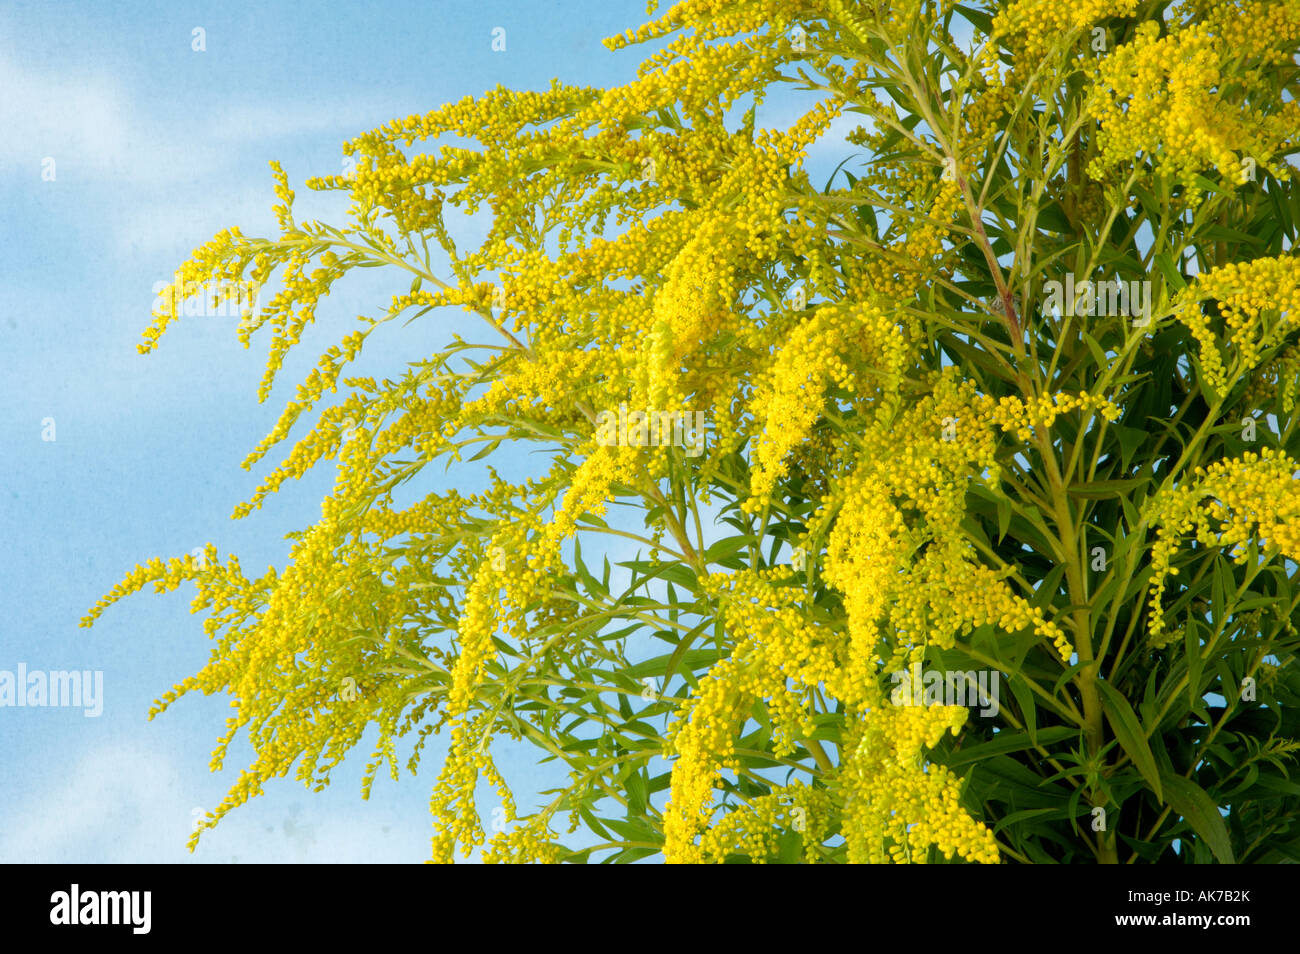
[
  {"x1": 980, "y1": 492, "x2": 1005, "y2": 547},
  {"x1": 625, "y1": 769, "x2": 648, "y2": 818},
  {"x1": 602, "y1": 816, "x2": 663, "y2": 845},
  {"x1": 776, "y1": 830, "x2": 803, "y2": 864},
  {"x1": 1067, "y1": 477, "x2": 1149, "y2": 499},
  {"x1": 856, "y1": 201, "x2": 878, "y2": 239},
  {"x1": 1159, "y1": 771, "x2": 1235, "y2": 864},
  {"x1": 1097, "y1": 679, "x2": 1163, "y2": 803},
  {"x1": 946, "y1": 726, "x2": 1075, "y2": 767},
  {"x1": 572, "y1": 538, "x2": 606, "y2": 598},
  {"x1": 662, "y1": 618, "x2": 711, "y2": 690},
  {"x1": 1111, "y1": 424, "x2": 1148, "y2": 472},
  {"x1": 1190, "y1": 173, "x2": 1233, "y2": 198},
  {"x1": 466, "y1": 438, "x2": 502, "y2": 462},
  {"x1": 822, "y1": 155, "x2": 857, "y2": 193},
  {"x1": 1210, "y1": 554, "x2": 1229, "y2": 632},
  {"x1": 1082, "y1": 330, "x2": 1109, "y2": 371},
  {"x1": 1153, "y1": 251, "x2": 1187, "y2": 293},
  {"x1": 1185, "y1": 619, "x2": 1206, "y2": 708},
  {"x1": 1258, "y1": 835, "x2": 1300, "y2": 863},
  {"x1": 1008, "y1": 673, "x2": 1038, "y2": 745},
  {"x1": 578, "y1": 805, "x2": 614, "y2": 842},
  {"x1": 952, "y1": 3, "x2": 994, "y2": 34},
  {"x1": 966, "y1": 756, "x2": 1067, "y2": 809},
  {"x1": 1035, "y1": 200, "x2": 1072, "y2": 234},
  {"x1": 624, "y1": 648, "x2": 719, "y2": 680},
  {"x1": 990, "y1": 807, "x2": 1062, "y2": 835},
  {"x1": 704, "y1": 534, "x2": 750, "y2": 564},
  {"x1": 1200, "y1": 223, "x2": 1265, "y2": 247}
]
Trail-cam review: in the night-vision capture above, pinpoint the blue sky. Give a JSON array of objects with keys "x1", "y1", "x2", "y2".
[{"x1": 0, "y1": 0, "x2": 865, "y2": 863}]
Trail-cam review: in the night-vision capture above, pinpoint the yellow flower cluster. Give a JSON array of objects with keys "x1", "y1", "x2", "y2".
[
  {"x1": 239, "y1": 330, "x2": 368, "y2": 468},
  {"x1": 481, "y1": 815, "x2": 566, "y2": 865},
  {"x1": 817, "y1": 374, "x2": 1079, "y2": 680},
  {"x1": 139, "y1": 226, "x2": 250, "y2": 353},
  {"x1": 1146, "y1": 448, "x2": 1300, "y2": 645},
  {"x1": 1088, "y1": 20, "x2": 1300, "y2": 191},
  {"x1": 990, "y1": 390, "x2": 1122, "y2": 444},
  {"x1": 428, "y1": 711, "x2": 503, "y2": 862},
  {"x1": 696, "y1": 782, "x2": 835, "y2": 863},
  {"x1": 863, "y1": 178, "x2": 963, "y2": 301},
  {"x1": 663, "y1": 568, "x2": 838, "y2": 862},
  {"x1": 665, "y1": 369, "x2": 1108, "y2": 862},
  {"x1": 992, "y1": 0, "x2": 1138, "y2": 63},
  {"x1": 91, "y1": 0, "x2": 1151, "y2": 864},
  {"x1": 747, "y1": 299, "x2": 910, "y2": 509},
  {"x1": 1178, "y1": 0, "x2": 1300, "y2": 64},
  {"x1": 1176, "y1": 256, "x2": 1300, "y2": 393},
  {"x1": 1245, "y1": 345, "x2": 1300, "y2": 414},
  {"x1": 840, "y1": 700, "x2": 1000, "y2": 864},
  {"x1": 958, "y1": 54, "x2": 1016, "y2": 157}
]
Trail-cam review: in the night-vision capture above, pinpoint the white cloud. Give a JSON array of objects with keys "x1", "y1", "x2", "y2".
[
  {"x1": 0, "y1": 54, "x2": 132, "y2": 174},
  {"x1": 0, "y1": 743, "x2": 190, "y2": 862},
  {"x1": 0, "y1": 742, "x2": 425, "y2": 862},
  {"x1": 0, "y1": 49, "x2": 401, "y2": 259},
  {"x1": 114, "y1": 186, "x2": 278, "y2": 257},
  {"x1": 200, "y1": 102, "x2": 399, "y2": 145},
  {"x1": 0, "y1": 51, "x2": 394, "y2": 183}
]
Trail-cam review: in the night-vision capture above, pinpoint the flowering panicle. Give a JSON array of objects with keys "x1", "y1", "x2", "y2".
[{"x1": 83, "y1": 0, "x2": 1300, "y2": 864}]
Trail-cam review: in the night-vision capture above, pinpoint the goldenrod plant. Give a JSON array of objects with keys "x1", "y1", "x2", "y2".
[{"x1": 84, "y1": 0, "x2": 1300, "y2": 863}]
